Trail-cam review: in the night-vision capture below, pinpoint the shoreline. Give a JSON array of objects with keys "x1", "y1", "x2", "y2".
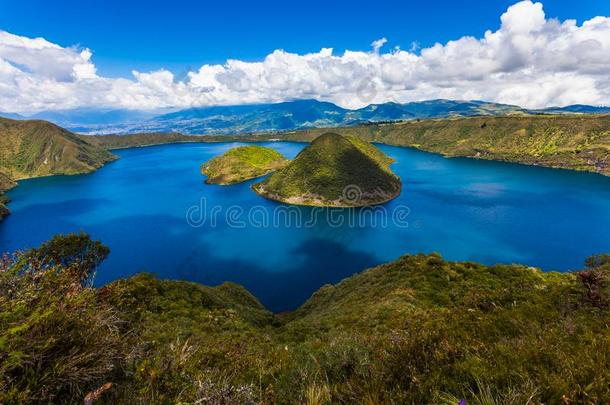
[
  {"x1": 252, "y1": 184, "x2": 402, "y2": 208},
  {"x1": 102, "y1": 135, "x2": 610, "y2": 179},
  {"x1": 3, "y1": 136, "x2": 608, "y2": 221}
]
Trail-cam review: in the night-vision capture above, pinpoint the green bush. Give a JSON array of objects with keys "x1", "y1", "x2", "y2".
[
  {"x1": 2, "y1": 235, "x2": 610, "y2": 403},
  {"x1": 0, "y1": 234, "x2": 125, "y2": 404}
]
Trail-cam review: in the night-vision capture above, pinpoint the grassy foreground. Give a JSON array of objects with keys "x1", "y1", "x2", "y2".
[
  {"x1": 201, "y1": 145, "x2": 288, "y2": 185},
  {"x1": 2, "y1": 234, "x2": 610, "y2": 403}
]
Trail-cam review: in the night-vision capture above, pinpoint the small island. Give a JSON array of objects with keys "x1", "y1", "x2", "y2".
[
  {"x1": 201, "y1": 145, "x2": 288, "y2": 185},
  {"x1": 253, "y1": 133, "x2": 401, "y2": 207}
]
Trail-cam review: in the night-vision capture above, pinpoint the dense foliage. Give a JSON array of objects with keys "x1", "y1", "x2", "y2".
[
  {"x1": 253, "y1": 133, "x2": 401, "y2": 207},
  {"x1": 2, "y1": 234, "x2": 610, "y2": 403},
  {"x1": 201, "y1": 145, "x2": 288, "y2": 185},
  {"x1": 0, "y1": 233, "x2": 123, "y2": 403}
]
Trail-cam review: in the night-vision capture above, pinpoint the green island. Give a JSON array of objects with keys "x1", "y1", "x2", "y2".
[
  {"x1": 3, "y1": 114, "x2": 610, "y2": 218},
  {"x1": 201, "y1": 145, "x2": 288, "y2": 185},
  {"x1": 253, "y1": 133, "x2": 401, "y2": 207},
  {"x1": 2, "y1": 233, "x2": 610, "y2": 403},
  {"x1": 0, "y1": 117, "x2": 116, "y2": 219}
]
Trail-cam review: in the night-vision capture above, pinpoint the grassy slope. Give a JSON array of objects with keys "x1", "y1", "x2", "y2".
[
  {"x1": 276, "y1": 115, "x2": 610, "y2": 175},
  {"x1": 0, "y1": 117, "x2": 116, "y2": 179},
  {"x1": 3, "y1": 234, "x2": 610, "y2": 403},
  {"x1": 88, "y1": 115, "x2": 610, "y2": 176},
  {"x1": 253, "y1": 133, "x2": 401, "y2": 206},
  {"x1": 0, "y1": 117, "x2": 117, "y2": 219},
  {"x1": 201, "y1": 145, "x2": 288, "y2": 185},
  {"x1": 100, "y1": 253, "x2": 610, "y2": 403}
]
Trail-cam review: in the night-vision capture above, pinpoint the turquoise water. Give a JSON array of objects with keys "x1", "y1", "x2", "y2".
[{"x1": 2, "y1": 142, "x2": 610, "y2": 311}]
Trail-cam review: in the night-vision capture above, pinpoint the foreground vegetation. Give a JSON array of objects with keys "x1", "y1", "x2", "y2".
[
  {"x1": 2, "y1": 234, "x2": 610, "y2": 403},
  {"x1": 253, "y1": 133, "x2": 401, "y2": 207},
  {"x1": 201, "y1": 145, "x2": 288, "y2": 185}
]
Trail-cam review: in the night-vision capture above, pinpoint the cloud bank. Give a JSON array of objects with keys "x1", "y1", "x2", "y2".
[{"x1": 0, "y1": 0, "x2": 609, "y2": 113}]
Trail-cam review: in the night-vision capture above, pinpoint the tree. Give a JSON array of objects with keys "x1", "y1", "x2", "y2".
[
  {"x1": 0, "y1": 233, "x2": 124, "y2": 403},
  {"x1": 584, "y1": 254, "x2": 610, "y2": 269},
  {"x1": 23, "y1": 232, "x2": 110, "y2": 287}
]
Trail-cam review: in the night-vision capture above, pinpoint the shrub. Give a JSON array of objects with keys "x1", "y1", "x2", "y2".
[{"x1": 0, "y1": 234, "x2": 124, "y2": 403}]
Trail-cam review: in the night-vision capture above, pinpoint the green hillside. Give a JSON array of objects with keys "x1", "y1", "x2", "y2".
[
  {"x1": 87, "y1": 114, "x2": 610, "y2": 177},
  {"x1": 82, "y1": 131, "x2": 212, "y2": 149},
  {"x1": 2, "y1": 233, "x2": 610, "y2": 403},
  {"x1": 0, "y1": 117, "x2": 117, "y2": 219},
  {"x1": 201, "y1": 145, "x2": 288, "y2": 185},
  {"x1": 272, "y1": 115, "x2": 610, "y2": 176},
  {"x1": 253, "y1": 133, "x2": 401, "y2": 207}
]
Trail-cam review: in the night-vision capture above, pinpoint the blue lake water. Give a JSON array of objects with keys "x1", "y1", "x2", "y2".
[{"x1": 2, "y1": 142, "x2": 610, "y2": 311}]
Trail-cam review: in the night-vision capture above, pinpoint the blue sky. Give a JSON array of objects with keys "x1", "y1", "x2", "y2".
[
  {"x1": 0, "y1": 0, "x2": 609, "y2": 112},
  {"x1": 1, "y1": 0, "x2": 608, "y2": 77}
]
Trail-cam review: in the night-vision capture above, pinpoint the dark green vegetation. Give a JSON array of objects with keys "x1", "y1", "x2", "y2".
[
  {"x1": 201, "y1": 145, "x2": 288, "y2": 185},
  {"x1": 0, "y1": 117, "x2": 116, "y2": 220},
  {"x1": 0, "y1": 172, "x2": 15, "y2": 219},
  {"x1": 89, "y1": 114, "x2": 610, "y2": 177},
  {"x1": 253, "y1": 133, "x2": 401, "y2": 207},
  {"x1": 2, "y1": 233, "x2": 610, "y2": 403}
]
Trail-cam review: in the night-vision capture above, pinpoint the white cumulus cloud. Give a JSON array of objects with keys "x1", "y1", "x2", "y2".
[{"x1": 0, "y1": 0, "x2": 609, "y2": 113}]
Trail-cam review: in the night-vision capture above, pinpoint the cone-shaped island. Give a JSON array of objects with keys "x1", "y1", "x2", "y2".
[
  {"x1": 253, "y1": 133, "x2": 401, "y2": 207},
  {"x1": 201, "y1": 145, "x2": 288, "y2": 185}
]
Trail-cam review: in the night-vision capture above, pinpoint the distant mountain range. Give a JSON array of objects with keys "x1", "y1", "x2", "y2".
[
  {"x1": 0, "y1": 112, "x2": 25, "y2": 120},
  {"x1": 538, "y1": 105, "x2": 610, "y2": 114},
  {"x1": 1, "y1": 99, "x2": 609, "y2": 135},
  {"x1": 28, "y1": 108, "x2": 160, "y2": 128}
]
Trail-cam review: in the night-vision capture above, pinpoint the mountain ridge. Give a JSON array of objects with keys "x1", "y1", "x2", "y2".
[{"x1": 4, "y1": 99, "x2": 609, "y2": 135}]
